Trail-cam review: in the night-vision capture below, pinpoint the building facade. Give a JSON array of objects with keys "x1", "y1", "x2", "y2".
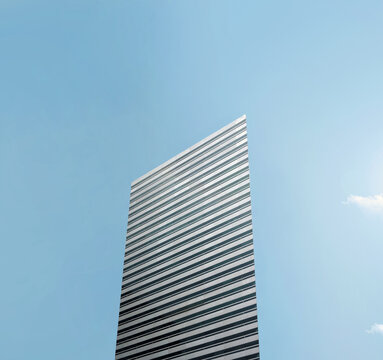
[{"x1": 115, "y1": 115, "x2": 260, "y2": 359}]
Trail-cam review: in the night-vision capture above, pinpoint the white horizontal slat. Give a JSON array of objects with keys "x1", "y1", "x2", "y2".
[
  {"x1": 123, "y1": 223, "x2": 253, "y2": 279},
  {"x1": 126, "y1": 186, "x2": 250, "y2": 249},
  {"x1": 119, "y1": 273, "x2": 256, "y2": 327},
  {"x1": 127, "y1": 154, "x2": 249, "y2": 233},
  {"x1": 128, "y1": 151, "x2": 249, "y2": 218},
  {"x1": 129, "y1": 136, "x2": 248, "y2": 207},
  {"x1": 117, "y1": 276, "x2": 257, "y2": 343},
  {"x1": 125, "y1": 199, "x2": 251, "y2": 262},
  {"x1": 116, "y1": 324, "x2": 258, "y2": 360},
  {"x1": 121, "y1": 244, "x2": 254, "y2": 302},
  {"x1": 123, "y1": 214, "x2": 252, "y2": 276},
  {"x1": 119, "y1": 253, "x2": 255, "y2": 316},
  {"x1": 116, "y1": 310, "x2": 258, "y2": 356},
  {"x1": 130, "y1": 116, "x2": 246, "y2": 192},
  {"x1": 171, "y1": 334, "x2": 259, "y2": 360},
  {"x1": 118, "y1": 271, "x2": 256, "y2": 333}
]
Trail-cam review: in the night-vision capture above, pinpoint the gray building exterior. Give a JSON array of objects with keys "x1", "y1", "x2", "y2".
[{"x1": 116, "y1": 115, "x2": 260, "y2": 359}]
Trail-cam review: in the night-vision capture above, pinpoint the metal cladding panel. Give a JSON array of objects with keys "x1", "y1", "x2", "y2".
[{"x1": 116, "y1": 115, "x2": 260, "y2": 360}]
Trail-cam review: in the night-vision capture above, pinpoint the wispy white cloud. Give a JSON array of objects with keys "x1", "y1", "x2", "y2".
[
  {"x1": 343, "y1": 194, "x2": 383, "y2": 212},
  {"x1": 366, "y1": 323, "x2": 383, "y2": 335}
]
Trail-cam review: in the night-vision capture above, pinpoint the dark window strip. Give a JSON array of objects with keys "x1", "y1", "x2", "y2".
[
  {"x1": 124, "y1": 229, "x2": 252, "y2": 285},
  {"x1": 123, "y1": 228, "x2": 252, "y2": 281},
  {"x1": 118, "y1": 309, "x2": 257, "y2": 349},
  {"x1": 129, "y1": 153, "x2": 247, "y2": 215},
  {"x1": 126, "y1": 190, "x2": 250, "y2": 250},
  {"x1": 119, "y1": 283, "x2": 254, "y2": 328},
  {"x1": 117, "y1": 327, "x2": 258, "y2": 360},
  {"x1": 128, "y1": 174, "x2": 249, "y2": 232},
  {"x1": 116, "y1": 314, "x2": 258, "y2": 355},
  {"x1": 120, "y1": 248, "x2": 253, "y2": 300},
  {"x1": 124, "y1": 202, "x2": 251, "y2": 260},
  {"x1": 129, "y1": 161, "x2": 249, "y2": 219},
  {"x1": 120, "y1": 259, "x2": 254, "y2": 309},
  {"x1": 188, "y1": 340, "x2": 259, "y2": 360},
  {"x1": 117, "y1": 290, "x2": 256, "y2": 336},
  {"x1": 127, "y1": 180, "x2": 249, "y2": 240},
  {"x1": 119, "y1": 271, "x2": 254, "y2": 317},
  {"x1": 121, "y1": 239, "x2": 253, "y2": 291},
  {"x1": 120, "y1": 250, "x2": 253, "y2": 310},
  {"x1": 124, "y1": 210, "x2": 251, "y2": 271},
  {"x1": 129, "y1": 175, "x2": 249, "y2": 234},
  {"x1": 129, "y1": 144, "x2": 248, "y2": 207},
  {"x1": 123, "y1": 218, "x2": 251, "y2": 273},
  {"x1": 232, "y1": 354, "x2": 260, "y2": 360},
  {"x1": 117, "y1": 291, "x2": 257, "y2": 345},
  {"x1": 129, "y1": 171, "x2": 249, "y2": 229},
  {"x1": 131, "y1": 119, "x2": 246, "y2": 191}
]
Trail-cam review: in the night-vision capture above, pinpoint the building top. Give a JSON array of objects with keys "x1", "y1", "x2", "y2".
[{"x1": 131, "y1": 114, "x2": 247, "y2": 188}]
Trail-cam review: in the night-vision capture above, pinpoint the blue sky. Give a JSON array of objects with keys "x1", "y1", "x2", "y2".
[{"x1": 1, "y1": 1, "x2": 382, "y2": 359}]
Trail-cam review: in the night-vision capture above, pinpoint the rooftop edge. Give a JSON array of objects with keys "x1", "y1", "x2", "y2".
[{"x1": 131, "y1": 114, "x2": 247, "y2": 187}]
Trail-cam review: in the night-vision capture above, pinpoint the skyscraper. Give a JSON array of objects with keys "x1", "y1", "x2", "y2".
[{"x1": 115, "y1": 115, "x2": 260, "y2": 359}]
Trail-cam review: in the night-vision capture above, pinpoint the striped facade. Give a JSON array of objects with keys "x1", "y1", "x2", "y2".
[{"x1": 116, "y1": 115, "x2": 260, "y2": 359}]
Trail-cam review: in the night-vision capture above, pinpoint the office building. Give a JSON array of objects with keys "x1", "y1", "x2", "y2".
[{"x1": 115, "y1": 115, "x2": 260, "y2": 359}]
